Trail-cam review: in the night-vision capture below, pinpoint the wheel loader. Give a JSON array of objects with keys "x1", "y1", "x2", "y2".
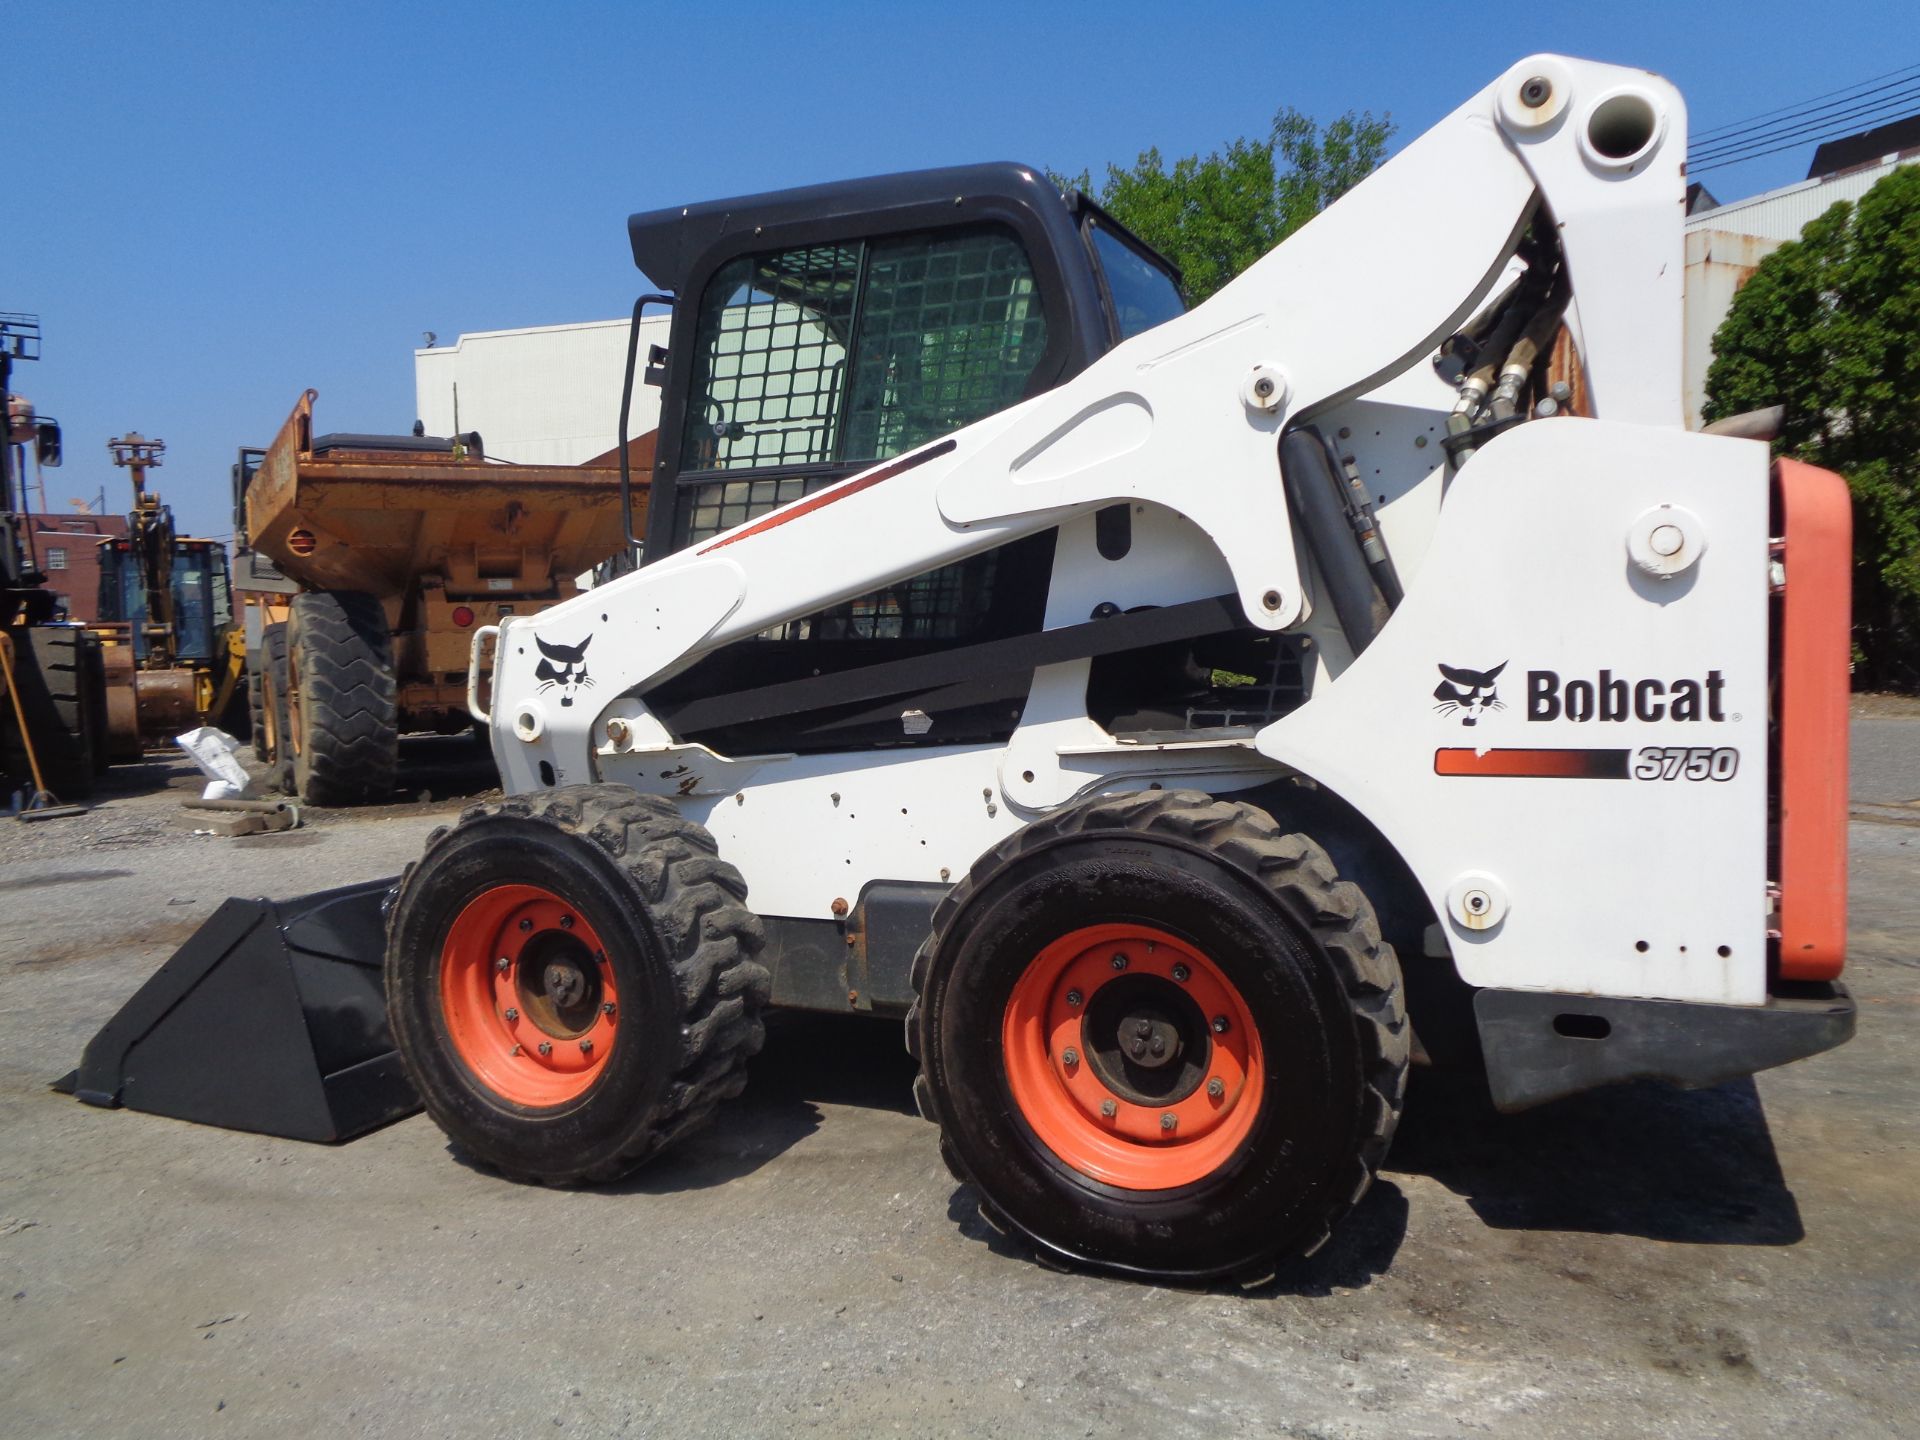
[{"x1": 68, "y1": 56, "x2": 1855, "y2": 1286}]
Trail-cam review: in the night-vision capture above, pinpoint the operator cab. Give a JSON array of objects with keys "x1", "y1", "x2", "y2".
[{"x1": 624, "y1": 163, "x2": 1185, "y2": 754}]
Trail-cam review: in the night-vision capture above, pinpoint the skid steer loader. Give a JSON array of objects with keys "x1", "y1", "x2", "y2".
[{"x1": 72, "y1": 55, "x2": 1855, "y2": 1285}]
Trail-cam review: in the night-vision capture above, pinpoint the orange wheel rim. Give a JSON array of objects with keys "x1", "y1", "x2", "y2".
[
  {"x1": 1001, "y1": 922, "x2": 1263, "y2": 1191},
  {"x1": 441, "y1": 883, "x2": 619, "y2": 1107}
]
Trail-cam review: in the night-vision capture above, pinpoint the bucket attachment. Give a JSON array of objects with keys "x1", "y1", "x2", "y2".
[{"x1": 54, "y1": 878, "x2": 419, "y2": 1142}]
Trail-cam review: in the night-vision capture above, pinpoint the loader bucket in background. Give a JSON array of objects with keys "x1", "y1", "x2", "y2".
[{"x1": 54, "y1": 878, "x2": 418, "y2": 1142}]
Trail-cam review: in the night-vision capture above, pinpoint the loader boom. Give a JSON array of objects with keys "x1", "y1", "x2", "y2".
[{"x1": 485, "y1": 56, "x2": 1681, "y2": 794}]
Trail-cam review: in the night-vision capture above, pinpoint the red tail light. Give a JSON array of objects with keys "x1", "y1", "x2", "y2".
[{"x1": 451, "y1": 605, "x2": 475, "y2": 628}]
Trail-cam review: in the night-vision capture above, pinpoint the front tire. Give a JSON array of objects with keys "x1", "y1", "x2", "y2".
[
  {"x1": 909, "y1": 788, "x2": 1408, "y2": 1284},
  {"x1": 385, "y1": 785, "x2": 770, "y2": 1183}
]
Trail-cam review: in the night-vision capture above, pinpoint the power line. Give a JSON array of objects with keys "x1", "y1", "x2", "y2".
[
  {"x1": 1690, "y1": 60, "x2": 1920, "y2": 143},
  {"x1": 1691, "y1": 79, "x2": 1920, "y2": 161},
  {"x1": 1689, "y1": 110, "x2": 1918, "y2": 175},
  {"x1": 1689, "y1": 78, "x2": 1920, "y2": 164}
]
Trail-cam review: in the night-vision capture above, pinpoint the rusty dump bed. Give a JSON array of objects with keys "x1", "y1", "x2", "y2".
[{"x1": 246, "y1": 389, "x2": 644, "y2": 599}]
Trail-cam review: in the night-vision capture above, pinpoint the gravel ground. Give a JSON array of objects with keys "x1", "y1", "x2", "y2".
[{"x1": 0, "y1": 727, "x2": 1914, "y2": 1438}]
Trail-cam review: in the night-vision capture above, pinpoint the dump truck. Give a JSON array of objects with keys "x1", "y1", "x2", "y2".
[
  {"x1": 234, "y1": 391, "x2": 637, "y2": 804},
  {"x1": 71, "y1": 56, "x2": 1855, "y2": 1288}
]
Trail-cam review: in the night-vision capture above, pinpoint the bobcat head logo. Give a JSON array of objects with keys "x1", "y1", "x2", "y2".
[
  {"x1": 1433, "y1": 661, "x2": 1506, "y2": 726},
  {"x1": 535, "y1": 634, "x2": 594, "y2": 708}
]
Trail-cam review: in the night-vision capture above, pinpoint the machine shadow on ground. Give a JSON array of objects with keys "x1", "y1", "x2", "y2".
[{"x1": 1388, "y1": 1070, "x2": 1803, "y2": 1246}]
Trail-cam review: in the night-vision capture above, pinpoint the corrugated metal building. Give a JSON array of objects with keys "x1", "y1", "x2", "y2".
[
  {"x1": 1683, "y1": 135, "x2": 1918, "y2": 426},
  {"x1": 413, "y1": 316, "x2": 670, "y2": 466}
]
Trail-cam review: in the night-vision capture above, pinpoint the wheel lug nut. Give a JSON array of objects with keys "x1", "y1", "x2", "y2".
[
  {"x1": 579, "y1": 1039, "x2": 593, "y2": 1054},
  {"x1": 1134, "y1": 1020, "x2": 1151, "y2": 1037},
  {"x1": 537, "y1": 1041, "x2": 552, "y2": 1056},
  {"x1": 504, "y1": 1007, "x2": 519, "y2": 1021},
  {"x1": 1171, "y1": 964, "x2": 1190, "y2": 983},
  {"x1": 519, "y1": 918, "x2": 534, "y2": 932},
  {"x1": 495, "y1": 956, "x2": 511, "y2": 973},
  {"x1": 560, "y1": 915, "x2": 575, "y2": 930},
  {"x1": 1061, "y1": 1048, "x2": 1079, "y2": 1067},
  {"x1": 1207, "y1": 1077, "x2": 1225, "y2": 1099},
  {"x1": 1100, "y1": 1100, "x2": 1117, "y2": 1118},
  {"x1": 1160, "y1": 1113, "x2": 1177, "y2": 1132},
  {"x1": 601, "y1": 1002, "x2": 616, "y2": 1015},
  {"x1": 1065, "y1": 989, "x2": 1083, "y2": 1007},
  {"x1": 1110, "y1": 953, "x2": 1129, "y2": 971},
  {"x1": 1150, "y1": 1037, "x2": 1166, "y2": 1057},
  {"x1": 510, "y1": 1044, "x2": 522, "y2": 1056},
  {"x1": 1211, "y1": 1016, "x2": 1230, "y2": 1034}
]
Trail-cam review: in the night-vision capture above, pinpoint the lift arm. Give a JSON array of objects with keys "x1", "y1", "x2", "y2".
[{"x1": 484, "y1": 55, "x2": 1685, "y2": 795}]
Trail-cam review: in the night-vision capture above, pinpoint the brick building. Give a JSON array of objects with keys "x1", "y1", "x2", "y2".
[{"x1": 23, "y1": 512, "x2": 128, "y2": 621}]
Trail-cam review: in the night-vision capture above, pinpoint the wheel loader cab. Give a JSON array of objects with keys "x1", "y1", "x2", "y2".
[{"x1": 627, "y1": 164, "x2": 1184, "y2": 754}]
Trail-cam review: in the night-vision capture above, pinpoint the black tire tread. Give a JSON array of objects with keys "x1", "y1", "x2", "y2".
[
  {"x1": 907, "y1": 787, "x2": 1409, "y2": 1284},
  {"x1": 2, "y1": 628, "x2": 97, "y2": 800},
  {"x1": 289, "y1": 591, "x2": 397, "y2": 805},
  {"x1": 390, "y1": 783, "x2": 770, "y2": 1185}
]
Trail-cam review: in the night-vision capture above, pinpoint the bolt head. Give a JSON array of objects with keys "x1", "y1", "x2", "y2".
[
  {"x1": 1100, "y1": 1100, "x2": 1117, "y2": 1118},
  {"x1": 1061, "y1": 1048, "x2": 1079, "y2": 1068},
  {"x1": 1211, "y1": 1016, "x2": 1230, "y2": 1035},
  {"x1": 1521, "y1": 75, "x2": 1552, "y2": 108},
  {"x1": 519, "y1": 918, "x2": 534, "y2": 932},
  {"x1": 601, "y1": 1002, "x2": 616, "y2": 1015},
  {"x1": 559, "y1": 914, "x2": 575, "y2": 930},
  {"x1": 1171, "y1": 964, "x2": 1190, "y2": 983},
  {"x1": 1111, "y1": 953, "x2": 1129, "y2": 971},
  {"x1": 1160, "y1": 1113, "x2": 1178, "y2": 1132},
  {"x1": 537, "y1": 1041, "x2": 553, "y2": 1056},
  {"x1": 495, "y1": 956, "x2": 511, "y2": 972},
  {"x1": 504, "y1": 1007, "x2": 519, "y2": 1021},
  {"x1": 1207, "y1": 1077, "x2": 1226, "y2": 1099},
  {"x1": 1253, "y1": 376, "x2": 1275, "y2": 399},
  {"x1": 579, "y1": 1039, "x2": 593, "y2": 1054},
  {"x1": 1065, "y1": 989, "x2": 1083, "y2": 1007}
]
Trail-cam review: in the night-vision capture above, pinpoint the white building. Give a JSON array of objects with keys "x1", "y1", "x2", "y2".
[
  {"x1": 1682, "y1": 124, "x2": 1918, "y2": 427},
  {"x1": 414, "y1": 315, "x2": 671, "y2": 465}
]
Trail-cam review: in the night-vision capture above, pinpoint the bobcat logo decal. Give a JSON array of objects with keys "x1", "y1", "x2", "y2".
[
  {"x1": 534, "y1": 634, "x2": 594, "y2": 708},
  {"x1": 1433, "y1": 661, "x2": 1506, "y2": 726}
]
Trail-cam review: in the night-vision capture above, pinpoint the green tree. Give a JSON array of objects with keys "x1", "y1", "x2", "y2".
[
  {"x1": 1705, "y1": 164, "x2": 1920, "y2": 689},
  {"x1": 1056, "y1": 108, "x2": 1394, "y2": 303}
]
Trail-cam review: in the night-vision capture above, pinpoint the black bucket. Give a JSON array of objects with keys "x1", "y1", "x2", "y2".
[{"x1": 54, "y1": 878, "x2": 419, "y2": 1142}]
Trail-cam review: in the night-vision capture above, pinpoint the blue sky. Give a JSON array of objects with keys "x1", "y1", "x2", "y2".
[{"x1": 12, "y1": 0, "x2": 1913, "y2": 540}]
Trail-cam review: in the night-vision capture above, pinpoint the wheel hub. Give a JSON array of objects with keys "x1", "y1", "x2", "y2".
[
  {"x1": 440, "y1": 884, "x2": 619, "y2": 1107},
  {"x1": 1000, "y1": 922, "x2": 1265, "y2": 1191}
]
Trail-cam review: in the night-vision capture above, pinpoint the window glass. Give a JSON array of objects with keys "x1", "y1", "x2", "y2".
[
  {"x1": 680, "y1": 245, "x2": 859, "y2": 474},
  {"x1": 842, "y1": 228, "x2": 1046, "y2": 461},
  {"x1": 46, "y1": 546, "x2": 67, "y2": 570},
  {"x1": 1088, "y1": 222, "x2": 1184, "y2": 340}
]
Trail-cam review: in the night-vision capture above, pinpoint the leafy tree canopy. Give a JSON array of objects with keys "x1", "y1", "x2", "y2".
[
  {"x1": 1705, "y1": 164, "x2": 1920, "y2": 687},
  {"x1": 1055, "y1": 108, "x2": 1394, "y2": 303}
]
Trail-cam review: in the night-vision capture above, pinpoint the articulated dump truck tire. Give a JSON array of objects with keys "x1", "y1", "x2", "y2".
[
  {"x1": 286, "y1": 591, "x2": 397, "y2": 806},
  {"x1": 255, "y1": 621, "x2": 290, "y2": 787},
  {"x1": 384, "y1": 785, "x2": 770, "y2": 1184},
  {"x1": 908, "y1": 788, "x2": 1409, "y2": 1287}
]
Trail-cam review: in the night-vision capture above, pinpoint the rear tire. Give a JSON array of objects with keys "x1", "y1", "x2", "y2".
[
  {"x1": 2, "y1": 628, "x2": 98, "y2": 800},
  {"x1": 384, "y1": 785, "x2": 770, "y2": 1183},
  {"x1": 257, "y1": 622, "x2": 294, "y2": 794},
  {"x1": 286, "y1": 591, "x2": 397, "y2": 805},
  {"x1": 909, "y1": 788, "x2": 1408, "y2": 1284}
]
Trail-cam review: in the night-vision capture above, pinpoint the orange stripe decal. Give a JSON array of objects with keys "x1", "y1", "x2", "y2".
[
  {"x1": 1435, "y1": 747, "x2": 1631, "y2": 779},
  {"x1": 697, "y1": 438, "x2": 958, "y2": 554}
]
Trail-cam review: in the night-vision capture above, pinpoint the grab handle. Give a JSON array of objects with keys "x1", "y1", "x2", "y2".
[{"x1": 466, "y1": 625, "x2": 501, "y2": 724}]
